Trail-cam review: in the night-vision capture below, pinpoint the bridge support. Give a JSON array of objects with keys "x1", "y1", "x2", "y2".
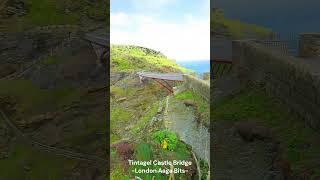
[
  {"x1": 91, "y1": 43, "x2": 108, "y2": 67},
  {"x1": 137, "y1": 72, "x2": 184, "y2": 94},
  {"x1": 84, "y1": 29, "x2": 109, "y2": 67},
  {"x1": 152, "y1": 78, "x2": 174, "y2": 93}
]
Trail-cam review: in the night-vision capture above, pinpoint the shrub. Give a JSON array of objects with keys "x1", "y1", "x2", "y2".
[
  {"x1": 152, "y1": 130, "x2": 178, "y2": 151},
  {"x1": 115, "y1": 142, "x2": 134, "y2": 161}
]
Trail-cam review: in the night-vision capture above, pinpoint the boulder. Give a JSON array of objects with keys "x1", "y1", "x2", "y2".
[
  {"x1": 183, "y1": 100, "x2": 195, "y2": 107},
  {"x1": 235, "y1": 121, "x2": 272, "y2": 142}
]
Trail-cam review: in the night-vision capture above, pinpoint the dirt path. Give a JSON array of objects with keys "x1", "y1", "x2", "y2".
[{"x1": 212, "y1": 121, "x2": 282, "y2": 180}]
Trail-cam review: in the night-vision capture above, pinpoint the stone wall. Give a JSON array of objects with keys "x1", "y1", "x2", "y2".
[
  {"x1": 232, "y1": 40, "x2": 320, "y2": 130},
  {"x1": 299, "y1": 33, "x2": 320, "y2": 57},
  {"x1": 182, "y1": 75, "x2": 210, "y2": 102}
]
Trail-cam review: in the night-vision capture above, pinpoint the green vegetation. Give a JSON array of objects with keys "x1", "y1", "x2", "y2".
[
  {"x1": 110, "y1": 45, "x2": 198, "y2": 178},
  {"x1": 85, "y1": 1, "x2": 106, "y2": 21},
  {"x1": 152, "y1": 130, "x2": 178, "y2": 151},
  {"x1": 110, "y1": 107, "x2": 131, "y2": 144},
  {"x1": 111, "y1": 45, "x2": 193, "y2": 73},
  {"x1": 175, "y1": 90, "x2": 209, "y2": 125},
  {"x1": 110, "y1": 86, "x2": 126, "y2": 98},
  {"x1": 175, "y1": 90, "x2": 206, "y2": 113},
  {"x1": 135, "y1": 144, "x2": 153, "y2": 163},
  {"x1": 211, "y1": 9, "x2": 272, "y2": 39},
  {"x1": 200, "y1": 159, "x2": 209, "y2": 179},
  {"x1": 3, "y1": 0, "x2": 106, "y2": 32},
  {"x1": 0, "y1": 139, "x2": 76, "y2": 179},
  {"x1": 131, "y1": 102, "x2": 159, "y2": 133},
  {"x1": 0, "y1": 80, "x2": 81, "y2": 116},
  {"x1": 212, "y1": 87, "x2": 320, "y2": 176},
  {"x1": 110, "y1": 148, "x2": 130, "y2": 179},
  {"x1": 110, "y1": 165, "x2": 129, "y2": 180},
  {"x1": 65, "y1": 112, "x2": 105, "y2": 150},
  {"x1": 110, "y1": 83, "x2": 162, "y2": 144},
  {"x1": 40, "y1": 56, "x2": 63, "y2": 66},
  {"x1": 128, "y1": 143, "x2": 166, "y2": 180},
  {"x1": 126, "y1": 141, "x2": 193, "y2": 179},
  {"x1": 25, "y1": 0, "x2": 78, "y2": 26},
  {"x1": 110, "y1": 108, "x2": 130, "y2": 129}
]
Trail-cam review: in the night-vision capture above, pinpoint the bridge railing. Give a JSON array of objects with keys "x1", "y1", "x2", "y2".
[{"x1": 212, "y1": 59, "x2": 233, "y2": 79}]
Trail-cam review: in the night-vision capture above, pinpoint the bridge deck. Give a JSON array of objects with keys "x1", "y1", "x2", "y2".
[
  {"x1": 84, "y1": 29, "x2": 109, "y2": 47},
  {"x1": 137, "y1": 72, "x2": 184, "y2": 81}
]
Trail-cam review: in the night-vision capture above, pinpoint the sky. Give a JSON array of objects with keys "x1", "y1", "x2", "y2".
[
  {"x1": 110, "y1": 0, "x2": 210, "y2": 61},
  {"x1": 213, "y1": 0, "x2": 320, "y2": 37}
]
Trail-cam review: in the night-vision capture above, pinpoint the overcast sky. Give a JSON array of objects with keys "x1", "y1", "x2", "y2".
[
  {"x1": 213, "y1": 0, "x2": 320, "y2": 36},
  {"x1": 110, "y1": 0, "x2": 210, "y2": 61}
]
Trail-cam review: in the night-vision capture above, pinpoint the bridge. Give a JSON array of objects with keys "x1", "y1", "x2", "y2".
[
  {"x1": 137, "y1": 72, "x2": 210, "y2": 102},
  {"x1": 137, "y1": 72, "x2": 184, "y2": 93},
  {"x1": 84, "y1": 29, "x2": 109, "y2": 66}
]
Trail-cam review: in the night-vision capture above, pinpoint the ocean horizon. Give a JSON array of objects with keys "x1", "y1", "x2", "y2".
[{"x1": 177, "y1": 60, "x2": 210, "y2": 75}]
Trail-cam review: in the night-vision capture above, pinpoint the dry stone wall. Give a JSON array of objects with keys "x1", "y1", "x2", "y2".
[
  {"x1": 182, "y1": 75, "x2": 210, "y2": 102},
  {"x1": 232, "y1": 40, "x2": 320, "y2": 130}
]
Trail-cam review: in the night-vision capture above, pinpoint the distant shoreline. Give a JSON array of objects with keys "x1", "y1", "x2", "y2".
[{"x1": 177, "y1": 60, "x2": 210, "y2": 74}]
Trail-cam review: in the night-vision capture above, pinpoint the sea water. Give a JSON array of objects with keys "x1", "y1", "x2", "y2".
[{"x1": 177, "y1": 60, "x2": 210, "y2": 77}]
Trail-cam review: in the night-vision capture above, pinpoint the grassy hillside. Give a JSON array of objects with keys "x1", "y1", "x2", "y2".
[
  {"x1": 111, "y1": 45, "x2": 193, "y2": 73},
  {"x1": 110, "y1": 46, "x2": 200, "y2": 178},
  {"x1": 211, "y1": 9, "x2": 272, "y2": 39},
  {"x1": 2, "y1": 0, "x2": 106, "y2": 32},
  {"x1": 110, "y1": 45, "x2": 192, "y2": 144}
]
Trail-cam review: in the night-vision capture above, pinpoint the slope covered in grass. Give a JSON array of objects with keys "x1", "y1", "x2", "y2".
[
  {"x1": 0, "y1": 138, "x2": 76, "y2": 179},
  {"x1": 111, "y1": 45, "x2": 193, "y2": 73},
  {"x1": 0, "y1": 80, "x2": 82, "y2": 117},
  {"x1": 211, "y1": 9, "x2": 272, "y2": 39},
  {"x1": 2, "y1": 0, "x2": 106, "y2": 32}
]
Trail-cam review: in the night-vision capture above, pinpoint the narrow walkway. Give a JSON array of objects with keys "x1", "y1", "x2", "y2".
[{"x1": 137, "y1": 72, "x2": 184, "y2": 81}]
